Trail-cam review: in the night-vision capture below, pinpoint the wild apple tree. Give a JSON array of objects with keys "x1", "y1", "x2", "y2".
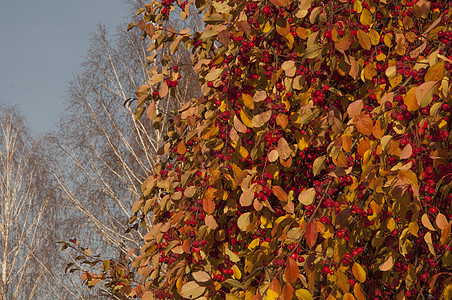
[{"x1": 73, "y1": 0, "x2": 452, "y2": 299}]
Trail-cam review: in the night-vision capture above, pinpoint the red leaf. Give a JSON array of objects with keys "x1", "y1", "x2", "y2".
[{"x1": 305, "y1": 222, "x2": 318, "y2": 249}]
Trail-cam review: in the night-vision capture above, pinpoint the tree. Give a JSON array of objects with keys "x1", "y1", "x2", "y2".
[
  {"x1": 0, "y1": 105, "x2": 50, "y2": 300},
  {"x1": 50, "y1": 12, "x2": 201, "y2": 298},
  {"x1": 77, "y1": 0, "x2": 452, "y2": 299}
]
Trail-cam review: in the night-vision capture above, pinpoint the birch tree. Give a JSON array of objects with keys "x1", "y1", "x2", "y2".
[
  {"x1": 47, "y1": 19, "x2": 200, "y2": 298},
  {"x1": 0, "y1": 106, "x2": 49, "y2": 300}
]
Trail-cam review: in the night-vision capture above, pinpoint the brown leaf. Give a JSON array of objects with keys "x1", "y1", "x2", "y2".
[
  {"x1": 268, "y1": 149, "x2": 279, "y2": 162},
  {"x1": 273, "y1": 185, "x2": 288, "y2": 202},
  {"x1": 410, "y1": 40, "x2": 427, "y2": 58},
  {"x1": 240, "y1": 183, "x2": 256, "y2": 207},
  {"x1": 233, "y1": 115, "x2": 248, "y2": 133},
  {"x1": 416, "y1": 81, "x2": 439, "y2": 108},
  {"x1": 159, "y1": 82, "x2": 169, "y2": 97},
  {"x1": 236, "y1": 21, "x2": 251, "y2": 35},
  {"x1": 205, "y1": 215, "x2": 218, "y2": 229},
  {"x1": 177, "y1": 140, "x2": 187, "y2": 155},
  {"x1": 349, "y1": 56, "x2": 359, "y2": 79},
  {"x1": 347, "y1": 100, "x2": 363, "y2": 118},
  {"x1": 218, "y1": 30, "x2": 230, "y2": 46},
  {"x1": 354, "y1": 114, "x2": 373, "y2": 136},
  {"x1": 424, "y1": 232, "x2": 436, "y2": 255},
  {"x1": 146, "y1": 101, "x2": 156, "y2": 120},
  {"x1": 253, "y1": 90, "x2": 267, "y2": 102},
  {"x1": 284, "y1": 258, "x2": 299, "y2": 284},
  {"x1": 298, "y1": 188, "x2": 315, "y2": 205},
  {"x1": 399, "y1": 144, "x2": 412, "y2": 159},
  {"x1": 277, "y1": 137, "x2": 292, "y2": 160},
  {"x1": 252, "y1": 110, "x2": 272, "y2": 127},
  {"x1": 379, "y1": 255, "x2": 393, "y2": 271}
]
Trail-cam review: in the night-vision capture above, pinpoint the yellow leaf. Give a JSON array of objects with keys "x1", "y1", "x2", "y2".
[
  {"x1": 352, "y1": 263, "x2": 366, "y2": 283},
  {"x1": 368, "y1": 29, "x2": 380, "y2": 45},
  {"x1": 360, "y1": 9, "x2": 372, "y2": 26},
  {"x1": 239, "y1": 146, "x2": 249, "y2": 158},
  {"x1": 416, "y1": 81, "x2": 439, "y2": 108},
  {"x1": 337, "y1": 270, "x2": 350, "y2": 292},
  {"x1": 357, "y1": 30, "x2": 371, "y2": 50},
  {"x1": 242, "y1": 93, "x2": 254, "y2": 109},
  {"x1": 384, "y1": 33, "x2": 393, "y2": 47},
  {"x1": 425, "y1": 61, "x2": 445, "y2": 82},
  {"x1": 240, "y1": 109, "x2": 254, "y2": 128},
  {"x1": 295, "y1": 289, "x2": 313, "y2": 300}
]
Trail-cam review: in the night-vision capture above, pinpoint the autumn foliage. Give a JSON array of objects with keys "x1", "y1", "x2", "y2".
[{"x1": 70, "y1": 0, "x2": 452, "y2": 299}]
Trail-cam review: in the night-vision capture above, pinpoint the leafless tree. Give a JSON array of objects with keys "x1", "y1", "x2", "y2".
[
  {"x1": 0, "y1": 105, "x2": 50, "y2": 300},
  {"x1": 45, "y1": 15, "x2": 200, "y2": 298}
]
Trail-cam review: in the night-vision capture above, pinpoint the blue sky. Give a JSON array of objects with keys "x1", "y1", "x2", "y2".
[{"x1": 0, "y1": 0, "x2": 130, "y2": 134}]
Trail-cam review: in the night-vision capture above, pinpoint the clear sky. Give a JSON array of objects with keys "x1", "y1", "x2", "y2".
[{"x1": 0, "y1": 0, "x2": 131, "y2": 135}]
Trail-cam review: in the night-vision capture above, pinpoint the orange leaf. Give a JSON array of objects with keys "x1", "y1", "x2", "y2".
[
  {"x1": 354, "y1": 283, "x2": 366, "y2": 300},
  {"x1": 354, "y1": 114, "x2": 373, "y2": 136},
  {"x1": 276, "y1": 113, "x2": 289, "y2": 129},
  {"x1": 281, "y1": 283, "x2": 294, "y2": 300},
  {"x1": 440, "y1": 222, "x2": 451, "y2": 245},
  {"x1": 424, "y1": 232, "x2": 436, "y2": 255},
  {"x1": 436, "y1": 213, "x2": 448, "y2": 230},
  {"x1": 273, "y1": 185, "x2": 288, "y2": 202},
  {"x1": 284, "y1": 258, "x2": 299, "y2": 284},
  {"x1": 267, "y1": 277, "x2": 282, "y2": 300},
  {"x1": 177, "y1": 140, "x2": 187, "y2": 155},
  {"x1": 203, "y1": 195, "x2": 216, "y2": 214},
  {"x1": 343, "y1": 292, "x2": 356, "y2": 300},
  {"x1": 305, "y1": 222, "x2": 318, "y2": 249},
  {"x1": 242, "y1": 93, "x2": 255, "y2": 109},
  {"x1": 421, "y1": 213, "x2": 435, "y2": 231},
  {"x1": 404, "y1": 87, "x2": 419, "y2": 112}
]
